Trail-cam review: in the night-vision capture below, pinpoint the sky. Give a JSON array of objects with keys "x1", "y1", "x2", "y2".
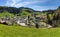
[{"x1": 0, "y1": 0, "x2": 60, "y2": 11}]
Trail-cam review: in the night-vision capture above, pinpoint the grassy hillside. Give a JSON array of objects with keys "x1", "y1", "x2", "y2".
[
  {"x1": 0, "y1": 24, "x2": 60, "y2": 37},
  {"x1": 0, "y1": 11, "x2": 14, "y2": 18}
]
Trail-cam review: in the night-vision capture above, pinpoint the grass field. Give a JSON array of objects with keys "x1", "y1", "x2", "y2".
[{"x1": 0, "y1": 24, "x2": 60, "y2": 37}]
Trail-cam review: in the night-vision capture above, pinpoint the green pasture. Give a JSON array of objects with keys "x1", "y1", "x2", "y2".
[{"x1": 0, "y1": 24, "x2": 60, "y2": 37}]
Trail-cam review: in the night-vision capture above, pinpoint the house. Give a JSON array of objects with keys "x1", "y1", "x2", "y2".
[
  {"x1": 0, "y1": 17, "x2": 13, "y2": 25},
  {"x1": 16, "y1": 17, "x2": 28, "y2": 26}
]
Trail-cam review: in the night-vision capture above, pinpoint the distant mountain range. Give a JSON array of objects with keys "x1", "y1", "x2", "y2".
[{"x1": 0, "y1": 6, "x2": 60, "y2": 15}]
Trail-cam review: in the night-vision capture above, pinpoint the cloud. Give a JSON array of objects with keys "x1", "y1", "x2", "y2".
[
  {"x1": 28, "y1": 6, "x2": 48, "y2": 11},
  {"x1": 14, "y1": 1, "x2": 39, "y2": 7},
  {"x1": 28, "y1": 5, "x2": 58, "y2": 11},
  {"x1": 5, "y1": 0, "x2": 49, "y2": 7},
  {"x1": 5, "y1": 0, "x2": 21, "y2": 7},
  {"x1": 5, "y1": 0, "x2": 58, "y2": 11}
]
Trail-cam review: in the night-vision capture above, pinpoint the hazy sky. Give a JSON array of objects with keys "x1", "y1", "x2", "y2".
[{"x1": 0, "y1": 0, "x2": 60, "y2": 11}]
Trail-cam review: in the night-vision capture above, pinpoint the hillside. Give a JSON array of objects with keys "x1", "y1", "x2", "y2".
[
  {"x1": 0, "y1": 6, "x2": 60, "y2": 27},
  {"x1": 0, "y1": 6, "x2": 56, "y2": 17},
  {"x1": 0, "y1": 6, "x2": 60, "y2": 37},
  {"x1": 0, "y1": 24, "x2": 60, "y2": 37},
  {"x1": 0, "y1": 6, "x2": 60, "y2": 16}
]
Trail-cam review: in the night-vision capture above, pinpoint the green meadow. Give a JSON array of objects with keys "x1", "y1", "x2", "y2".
[{"x1": 0, "y1": 24, "x2": 60, "y2": 37}]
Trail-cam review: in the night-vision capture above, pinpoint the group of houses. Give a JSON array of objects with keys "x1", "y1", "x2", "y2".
[{"x1": 0, "y1": 15, "x2": 52, "y2": 28}]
